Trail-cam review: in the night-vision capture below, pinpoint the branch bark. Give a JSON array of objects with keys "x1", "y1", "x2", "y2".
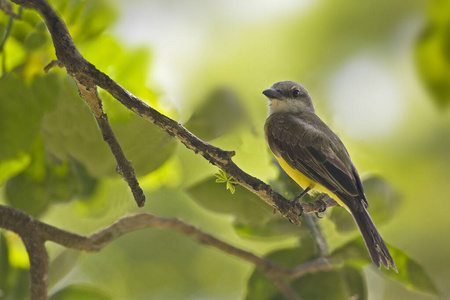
[
  {"x1": 11, "y1": 0, "x2": 338, "y2": 223},
  {"x1": 0, "y1": 205, "x2": 331, "y2": 300},
  {"x1": 4, "y1": 1, "x2": 341, "y2": 299}
]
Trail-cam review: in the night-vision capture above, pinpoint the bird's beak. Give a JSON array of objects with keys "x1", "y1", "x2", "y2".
[{"x1": 263, "y1": 88, "x2": 283, "y2": 100}]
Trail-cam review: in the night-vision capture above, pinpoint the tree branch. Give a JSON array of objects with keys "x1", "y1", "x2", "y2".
[
  {"x1": 4, "y1": 1, "x2": 340, "y2": 298},
  {"x1": 11, "y1": 0, "x2": 339, "y2": 224},
  {"x1": 0, "y1": 205, "x2": 331, "y2": 299},
  {"x1": 73, "y1": 79, "x2": 145, "y2": 207}
]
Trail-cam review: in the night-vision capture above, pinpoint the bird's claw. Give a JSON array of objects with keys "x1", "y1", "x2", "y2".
[
  {"x1": 313, "y1": 195, "x2": 328, "y2": 219},
  {"x1": 298, "y1": 203, "x2": 304, "y2": 217}
]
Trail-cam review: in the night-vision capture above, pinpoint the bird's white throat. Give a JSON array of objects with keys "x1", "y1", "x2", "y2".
[{"x1": 268, "y1": 98, "x2": 312, "y2": 115}]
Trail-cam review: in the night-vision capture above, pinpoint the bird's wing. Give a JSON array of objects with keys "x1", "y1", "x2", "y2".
[{"x1": 265, "y1": 113, "x2": 367, "y2": 208}]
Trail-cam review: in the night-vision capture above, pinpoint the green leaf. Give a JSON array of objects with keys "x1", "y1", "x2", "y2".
[
  {"x1": 264, "y1": 236, "x2": 318, "y2": 267},
  {"x1": 0, "y1": 74, "x2": 58, "y2": 161},
  {"x1": 48, "y1": 250, "x2": 81, "y2": 289},
  {"x1": 0, "y1": 233, "x2": 11, "y2": 291},
  {"x1": 23, "y1": 30, "x2": 49, "y2": 51},
  {"x1": 21, "y1": 8, "x2": 41, "y2": 28},
  {"x1": 186, "y1": 177, "x2": 273, "y2": 225},
  {"x1": 4, "y1": 268, "x2": 30, "y2": 300},
  {"x1": 49, "y1": 284, "x2": 111, "y2": 300},
  {"x1": 214, "y1": 169, "x2": 237, "y2": 194},
  {"x1": 41, "y1": 79, "x2": 175, "y2": 178},
  {"x1": 331, "y1": 238, "x2": 439, "y2": 296},
  {"x1": 246, "y1": 238, "x2": 316, "y2": 300},
  {"x1": 329, "y1": 175, "x2": 400, "y2": 233},
  {"x1": 288, "y1": 267, "x2": 366, "y2": 300},
  {"x1": 330, "y1": 238, "x2": 371, "y2": 269},
  {"x1": 41, "y1": 79, "x2": 115, "y2": 177},
  {"x1": 415, "y1": 0, "x2": 450, "y2": 107},
  {"x1": 5, "y1": 170, "x2": 51, "y2": 217},
  {"x1": 50, "y1": 0, "x2": 117, "y2": 43},
  {"x1": 0, "y1": 36, "x2": 27, "y2": 72},
  {"x1": 380, "y1": 244, "x2": 439, "y2": 296},
  {"x1": 184, "y1": 87, "x2": 251, "y2": 141},
  {"x1": 227, "y1": 181, "x2": 236, "y2": 194},
  {"x1": 246, "y1": 239, "x2": 366, "y2": 300},
  {"x1": 112, "y1": 115, "x2": 177, "y2": 177},
  {"x1": 0, "y1": 152, "x2": 30, "y2": 185},
  {"x1": 4, "y1": 140, "x2": 99, "y2": 216},
  {"x1": 234, "y1": 217, "x2": 310, "y2": 238}
]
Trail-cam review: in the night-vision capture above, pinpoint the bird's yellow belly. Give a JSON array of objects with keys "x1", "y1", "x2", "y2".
[{"x1": 276, "y1": 157, "x2": 347, "y2": 209}]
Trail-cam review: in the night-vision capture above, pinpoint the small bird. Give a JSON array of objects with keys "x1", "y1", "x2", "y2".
[{"x1": 263, "y1": 81, "x2": 396, "y2": 271}]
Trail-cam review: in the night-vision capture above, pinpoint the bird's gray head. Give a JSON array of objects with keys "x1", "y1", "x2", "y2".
[{"x1": 263, "y1": 81, "x2": 315, "y2": 115}]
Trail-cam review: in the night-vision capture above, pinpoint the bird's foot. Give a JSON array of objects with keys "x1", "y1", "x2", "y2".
[{"x1": 314, "y1": 194, "x2": 328, "y2": 219}]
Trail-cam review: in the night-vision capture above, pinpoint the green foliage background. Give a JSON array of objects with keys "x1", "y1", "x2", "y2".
[{"x1": 1, "y1": 0, "x2": 449, "y2": 299}]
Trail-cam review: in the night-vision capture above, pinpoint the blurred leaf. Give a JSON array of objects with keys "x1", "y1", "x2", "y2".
[
  {"x1": 246, "y1": 238, "x2": 316, "y2": 300},
  {"x1": 185, "y1": 87, "x2": 251, "y2": 141},
  {"x1": 4, "y1": 268, "x2": 29, "y2": 300},
  {"x1": 23, "y1": 30, "x2": 49, "y2": 51},
  {"x1": 5, "y1": 139, "x2": 51, "y2": 216},
  {"x1": 330, "y1": 238, "x2": 372, "y2": 269},
  {"x1": 69, "y1": 157, "x2": 98, "y2": 198},
  {"x1": 41, "y1": 64, "x2": 174, "y2": 179},
  {"x1": 5, "y1": 140, "x2": 99, "y2": 216},
  {"x1": 82, "y1": 34, "x2": 161, "y2": 118},
  {"x1": 49, "y1": 0, "x2": 117, "y2": 43},
  {"x1": 290, "y1": 267, "x2": 366, "y2": 300},
  {"x1": 5, "y1": 169, "x2": 51, "y2": 216},
  {"x1": 234, "y1": 216, "x2": 310, "y2": 239},
  {"x1": 46, "y1": 158, "x2": 98, "y2": 204},
  {"x1": 112, "y1": 115, "x2": 177, "y2": 177},
  {"x1": 186, "y1": 177, "x2": 273, "y2": 225},
  {"x1": 331, "y1": 238, "x2": 439, "y2": 296},
  {"x1": 1, "y1": 35, "x2": 27, "y2": 72},
  {"x1": 247, "y1": 239, "x2": 366, "y2": 300},
  {"x1": 83, "y1": 36, "x2": 154, "y2": 99},
  {"x1": 0, "y1": 233, "x2": 11, "y2": 291},
  {"x1": 330, "y1": 175, "x2": 400, "y2": 233},
  {"x1": 20, "y1": 8, "x2": 41, "y2": 29},
  {"x1": 49, "y1": 284, "x2": 111, "y2": 300},
  {"x1": 0, "y1": 152, "x2": 30, "y2": 185},
  {"x1": 0, "y1": 74, "x2": 58, "y2": 161},
  {"x1": 416, "y1": 0, "x2": 450, "y2": 107},
  {"x1": 381, "y1": 244, "x2": 439, "y2": 296},
  {"x1": 41, "y1": 79, "x2": 116, "y2": 177},
  {"x1": 48, "y1": 250, "x2": 81, "y2": 289},
  {"x1": 264, "y1": 236, "x2": 317, "y2": 267},
  {"x1": 8, "y1": 11, "x2": 33, "y2": 43}
]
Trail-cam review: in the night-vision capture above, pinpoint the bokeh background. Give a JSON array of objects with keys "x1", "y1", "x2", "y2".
[{"x1": 1, "y1": 0, "x2": 449, "y2": 299}]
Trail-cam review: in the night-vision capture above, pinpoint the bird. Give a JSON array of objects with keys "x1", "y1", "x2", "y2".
[{"x1": 263, "y1": 80, "x2": 396, "y2": 271}]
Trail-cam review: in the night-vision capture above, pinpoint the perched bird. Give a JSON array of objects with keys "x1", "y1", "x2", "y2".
[{"x1": 263, "y1": 81, "x2": 396, "y2": 271}]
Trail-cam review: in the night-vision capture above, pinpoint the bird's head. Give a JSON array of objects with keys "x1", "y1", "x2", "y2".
[{"x1": 263, "y1": 81, "x2": 315, "y2": 115}]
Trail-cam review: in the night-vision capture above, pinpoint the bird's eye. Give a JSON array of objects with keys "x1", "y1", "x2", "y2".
[{"x1": 293, "y1": 89, "x2": 300, "y2": 97}]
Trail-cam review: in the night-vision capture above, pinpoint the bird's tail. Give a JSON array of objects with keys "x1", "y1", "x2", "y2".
[{"x1": 351, "y1": 208, "x2": 397, "y2": 272}]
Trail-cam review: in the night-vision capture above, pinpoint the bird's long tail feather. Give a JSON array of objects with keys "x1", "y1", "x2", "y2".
[{"x1": 351, "y1": 208, "x2": 397, "y2": 272}]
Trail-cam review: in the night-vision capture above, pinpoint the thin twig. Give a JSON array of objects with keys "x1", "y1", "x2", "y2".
[
  {"x1": 10, "y1": 0, "x2": 339, "y2": 224},
  {"x1": 268, "y1": 275, "x2": 303, "y2": 300},
  {"x1": 73, "y1": 79, "x2": 145, "y2": 207},
  {"x1": 43, "y1": 59, "x2": 64, "y2": 72},
  {"x1": 3, "y1": 1, "x2": 340, "y2": 298},
  {"x1": 304, "y1": 214, "x2": 328, "y2": 257},
  {"x1": 0, "y1": 0, "x2": 21, "y2": 19},
  {"x1": 0, "y1": 5, "x2": 22, "y2": 73}
]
